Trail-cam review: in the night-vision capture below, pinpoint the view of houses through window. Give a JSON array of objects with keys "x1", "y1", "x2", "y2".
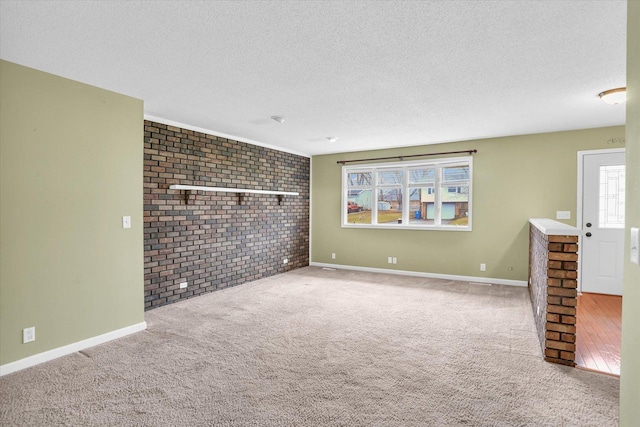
[{"x1": 343, "y1": 158, "x2": 472, "y2": 230}]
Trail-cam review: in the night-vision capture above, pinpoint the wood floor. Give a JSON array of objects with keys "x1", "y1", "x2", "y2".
[{"x1": 575, "y1": 292, "x2": 622, "y2": 376}]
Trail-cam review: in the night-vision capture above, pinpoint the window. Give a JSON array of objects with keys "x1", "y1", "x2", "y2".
[
  {"x1": 598, "y1": 164, "x2": 625, "y2": 229},
  {"x1": 342, "y1": 157, "x2": 472, "y2": 230}
]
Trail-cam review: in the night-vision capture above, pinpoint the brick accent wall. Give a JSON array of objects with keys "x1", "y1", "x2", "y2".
[
  {"x1": 544, "y1": 235, "x2": 578, "y2": 365},
  {"x1": 529, "y1": 224, "x2": 578, "y2": 366},
  {"x1": 143, "y1": 121, "x2": 310, "y2": 310},
  {"x1": 529, "y1": 225, "x2": 548, "y2": 351}
]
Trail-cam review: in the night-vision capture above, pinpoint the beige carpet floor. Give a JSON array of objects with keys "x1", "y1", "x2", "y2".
[{"x1": 0, "y1": 267, "x2": 619, "y2": 426}]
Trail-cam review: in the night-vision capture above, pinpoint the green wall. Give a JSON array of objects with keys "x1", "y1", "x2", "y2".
[
  {"x1": 620, "y1": 0, "x2": 640, "y2": 424},
  {"x1": 0, "y1": 61, "x2": 144, "y2": 365},
  {"x1": 312, "y1": 126, "x2": 625, "y2": 282}
]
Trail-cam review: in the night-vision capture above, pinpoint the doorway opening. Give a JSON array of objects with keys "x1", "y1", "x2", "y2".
[{"x1": 575, "y1": 148, "x2": 625, "y2": 376}]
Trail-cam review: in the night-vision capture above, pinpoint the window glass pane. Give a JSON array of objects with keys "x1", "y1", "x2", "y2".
[
  {"x1": 598, "y1": 165, "x2": 625, "y2": 229},
  {"x1": 347, "y1": 172, "x2": 372, "y2": 187},
  {"x1": 440, "y1": 184, "x2": 469, "y2": 226},
  {"x1": 378, "y1": 170, "x2": 403, "y2": 185},
  {"x1": 442, "y1": 165, "x2": 469, "y2": 182},
  {"x1": 346, "y1": 189, "x2": 372, "y2": 224},
  {"x1": 409, "y1": 168, "x2": 435, "y2": 184},
  {"x1": 409, "y1": 187, "x2": 435, "y2": 224},
  {"x1": 377, "y1": 188, "x2": 403, "y2": 224}
]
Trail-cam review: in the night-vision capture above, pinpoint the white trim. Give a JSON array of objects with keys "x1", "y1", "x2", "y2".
[
  {"x1": 576, "y1": 148, "x2": 625, "y2": 293},
  {"x1": 310, "y1": 262, "x2": 527, "y2": 287},
  {"x1": 0, "y1": 321, "x2": 147, "y2": 377},
  {"x1": 340, "y1": 224, "x2": 472, "y2": 231},
  {"x1": 341, "y1": 157, "x2": 472, "y2": 231},
  {"x1": 144, "y1": 114, "x2": 311, "y2": 158},
  {"x1": 529, "y1": 218, "x2": 581, "y2": 236}
]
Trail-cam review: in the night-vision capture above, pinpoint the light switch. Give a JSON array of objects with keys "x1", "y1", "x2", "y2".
[
  {"x1": 631, "y1": 227, "x2": 639, "y2": 265},
  {"x1": 122, "y1": 216, "x2": 131, "y2": 229},
  {"x1": 556, "y1": 211, "x2": 571, "y2": 220}
]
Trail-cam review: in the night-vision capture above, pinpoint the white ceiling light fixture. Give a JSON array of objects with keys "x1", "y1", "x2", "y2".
[
  {"x1": 271, "y1": 115, "x2": 285, "y2": 124},
  {"x1": 327, "y1": 137, "x2": 338, "y2": 143},
  {"x1": 598, "y1": 87, "x2": 626, "y2": 105}
]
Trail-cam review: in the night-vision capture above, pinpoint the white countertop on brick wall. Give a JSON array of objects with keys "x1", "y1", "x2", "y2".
[{"x1": 529, "y1": 218, "x2": 582, "y2": 236}]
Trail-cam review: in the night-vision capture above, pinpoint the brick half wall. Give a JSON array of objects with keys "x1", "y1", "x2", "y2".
[
  {"x1": 529, "y1": 223, "x2": 578, "y2": 366},
  {"x1": 144, "y1": 121, "x2": 310, "y2": 310}
]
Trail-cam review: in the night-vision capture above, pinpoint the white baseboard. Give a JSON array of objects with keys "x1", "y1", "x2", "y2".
[
  {"x1": 0, "y1": 321, "x2": 147, "y2": 377},
  {"x1": 309, "y1": 262, "x2": 528, "y2": 287}
]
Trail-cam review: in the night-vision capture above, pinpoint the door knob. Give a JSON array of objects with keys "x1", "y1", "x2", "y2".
[
  {"x1": 586, "y1": 232, "x2": 592, "y2": 237},
  {"x1": 586, "y1": 222, "x2": 592, "y2": 228}
]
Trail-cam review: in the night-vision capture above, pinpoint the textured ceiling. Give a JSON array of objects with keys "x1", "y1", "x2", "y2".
[{"x1": 0, "y1": 1, "x2": 627, "y2": 156}]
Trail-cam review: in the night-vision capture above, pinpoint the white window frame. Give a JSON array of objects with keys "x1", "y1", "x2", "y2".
[{"x1": 341, "y1": 157, "x2": 473, "y2": 231}]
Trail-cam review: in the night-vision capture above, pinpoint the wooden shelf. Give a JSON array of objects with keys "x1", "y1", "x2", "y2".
[{"x1": 169, "y1": 184, "x2": 299, "y2": 204}]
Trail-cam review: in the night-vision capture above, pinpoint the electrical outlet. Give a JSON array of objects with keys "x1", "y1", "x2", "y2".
[
  {"x1": 388, "y1": 256, "x2": 393, "y2": 264},
  {"x1": 331, "y1": 253, "x2": 336, "y2": 260},
  {"x1": 179, "y1": 282, "x2": 188, "y2": 289},
  {"x1": 122, "y1": 215, "x2": 131, "y2": 229},
  {"x1": 480, "y1": 263, "x2": 486, "y2": 272},
  {"x1": 556, "y1": 211, "x2": 571, "y2": 220},
  {"x1": 23, "y1": 327, "x2": 35, "y2": 344},
  {"x1": 283, "y1": 258, "x2": 289, "y2": 264},
  {"x1": 392, "y1": 257, "x2": 397, "y2": 264}
]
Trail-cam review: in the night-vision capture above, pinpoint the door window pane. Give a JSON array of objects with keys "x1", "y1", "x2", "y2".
[{"x1": 599, "y1": 165, "x2": 625, "y2": 229}]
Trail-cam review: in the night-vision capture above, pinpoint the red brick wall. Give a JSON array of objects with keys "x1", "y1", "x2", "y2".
[
  {"x1": 143, "y1": 121, "x2": 309, "y2": 310},
  {"x1": 529, "y1": 224, "x2": 578, "y2": 366},
  {"x1": 544, "y1": 235, "x2": 578, "y2": 365}
]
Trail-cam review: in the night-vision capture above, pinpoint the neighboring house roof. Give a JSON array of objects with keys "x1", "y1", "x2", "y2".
[{"x1": 421, "y1": 190, "x2": 469, "y2": 203}]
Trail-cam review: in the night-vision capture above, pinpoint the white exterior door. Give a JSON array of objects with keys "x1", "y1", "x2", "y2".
[{"x1": 580, "y1": 150, "x2": 625, "y2": 295}]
